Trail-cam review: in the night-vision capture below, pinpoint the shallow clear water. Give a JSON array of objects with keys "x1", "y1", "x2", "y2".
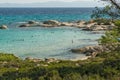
[
  {"x1": 0, "y1": 26, "x2": 103, "y2": 59},
  {"x1": 0, "y1": 8, "x2": 103, "y2": 59}
]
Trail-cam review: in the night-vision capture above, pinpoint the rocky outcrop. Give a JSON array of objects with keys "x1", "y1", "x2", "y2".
[
  {"x1": 43, "y1": 20, "x2": 61, "y2": 27},
  {"x1": 60, "y1": 22, "x2": 74, "y2": 26},
  {"x1": 28, "y1": 20, "x2": 37, "y2": 24},
  {"x1": 25, "y1": 57, "x2": 43, "y2": 62},
  {"x1": 45, "y1": 58, "x2": 56, "y2": 63},
  {"x1": 75, "y1": 21, "x2": 87, "y2": 28},
  {"x1": 81, "y1": 19, "x2": 116, "y2": 31},
  {"x1": 71, "y1": 46, "x2": 103, "y2": 57},
  {"x1": 19, "y1": 20, "x2": 40, "y2": 27},
  {"x1": 82, "y1": 24, "x2": 115, "y2": 31},
  {"x1": 19, "y1": 20, "x2": 61, "y2": 27},
  {"x1": 40, "y1": 24, "x2": 57, "y2": 27},
  {"x1": 0, "y1": 25, "x2": 8, "y2": 29},
  {"x1": 71, "y1": 43, "x2": 120, "y2": 57},
  {"x1": 18, "y1": 20, "x2": 115, "y2": 31},
  {"x1": 19, "y1": 24, "x2": 30, "y2": 27}
]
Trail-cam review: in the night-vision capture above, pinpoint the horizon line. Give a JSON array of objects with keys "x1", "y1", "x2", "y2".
[{"x1": 0, "y1": 7, "x2": 103, "y2": 8}]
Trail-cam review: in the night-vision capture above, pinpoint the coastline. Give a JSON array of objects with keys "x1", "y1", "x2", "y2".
[{"x1": 0, "y1": 19, "x2": 115, "y2": 61}]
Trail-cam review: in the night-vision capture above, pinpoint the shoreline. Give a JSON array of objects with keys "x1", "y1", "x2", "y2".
[{"x1": 0, "y1": 19, "x2": 115, "y2": 61}]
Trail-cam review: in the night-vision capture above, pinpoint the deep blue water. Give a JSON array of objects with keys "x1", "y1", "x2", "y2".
[
  {"x1": 0, "y1": 8, "x2": 94, "y2": 25},
  {"x1": 0, "y1": 8, "x2": 103, "y2": 60}
]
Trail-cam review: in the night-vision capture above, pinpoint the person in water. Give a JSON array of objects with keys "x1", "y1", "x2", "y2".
[{"x1": 72, "y1": 40, "x2": 73, "y2": 43}]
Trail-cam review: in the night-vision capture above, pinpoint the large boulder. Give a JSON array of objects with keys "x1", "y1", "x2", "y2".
[
  {"x1": 45, "y1": 58, "x2": 55, "y2": 63},
  {"x1": 19, "y1": 24, "x2": 30, "y2": 27},
  {"x1": 88, "y1": 20, "x2": 95, "y2": 24},
  {"x1": 90, "y1": 25, "x2": 105, "y2": 31},
  {"x1": 19, "y1": 20, "x2": 40, "y2": 27},
  {"x1": 0, "y1": 25, "x2": 8, "y2": 29},
  {"x1": 90, "y1": 25, "x2": 115, "y2": 31},
  {"x1": 28, "y1": 20, "x2": 37, "y2": 24},
  {"x1": 60, "y1": 22, "x2": 74, "y2": 26},
  {"x1": 82, "y1": 27, "x2": 92, "y2": 31},
  {"x1": 76, "y1": 20, "x2": 86, "y2": 25},
  {"x1": 71, "y1": 43, "x2": 120, "y2": 57},
  {"x1": 71, "y1": 45, "x2": 103, "y2": 57},
  {"x1": 71, "y1": 46, "x2": 95, "y2": 53},
  {"x1": 82, "y1": 22, "x2": 97, "y2": 30},
  {"x1": 40, "y1": 24, "x2": 55, "y2": 27},
  {"x1": 75, "y1": 21, "x2": 87, "y2": 28},
  {"x1": 25, "y1": 57, "x2": 43, "y2": 62},
  {"x1": 82, "y1": 24, "x2": 110, "y2": 31},
  {"x1": 43, "y1": 20, "x2": 61, "y2": 26}
]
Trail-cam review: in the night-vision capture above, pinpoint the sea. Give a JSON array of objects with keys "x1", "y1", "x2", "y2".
[{"x1": 0, "y1": 8, "x2": 103, "y2": 60}]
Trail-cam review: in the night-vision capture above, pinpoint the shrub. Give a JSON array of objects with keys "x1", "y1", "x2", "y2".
[{"x1": 0, "y1": 53, "x2": 20, "y2": 62}]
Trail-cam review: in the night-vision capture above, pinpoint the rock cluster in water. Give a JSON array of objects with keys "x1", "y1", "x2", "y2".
[
  {"x1": 0, "y1": 25, "x2": 8, "y2": 29},
  {"x1": 18, "y1": 19, "x2": 116, "y2": 31},
  {"x1": 19, "y1": 20, "x2": 75, "y2": 27}
]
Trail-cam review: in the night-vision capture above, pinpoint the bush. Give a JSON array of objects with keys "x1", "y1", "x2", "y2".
[
  {"x1": 94, "y1": 18, "x2": 111, "y2": 25},
  {"x1": 0, "y1": 53, "x2": 20, "y2": 62},
  {"x1": 114, "y1": 20, "x2": 120, "y2": 27}
]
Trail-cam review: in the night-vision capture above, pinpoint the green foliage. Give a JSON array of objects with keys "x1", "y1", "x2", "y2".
[
  {"x1": 45, "y1": 70, "x2": 62, "y2": 80},
  {"x1": 39, "y1": 76, "x2": 45, "y2": 80},
  {"x1": 99, "y1": 20, "x2": 120, "y2": 44},
  {"x1": 114, "y1": 20, "x2": 120, "y2": 32},
  {"x1": 114, "y1": 20, "x2": 120, "y2": 27},
  {"x1": 91, "y1": 6, "x2": 120, "y2": 20},
  {"x1": 91, "y1": 7, "x2": 104, "y2": 19},
  {"x1": 0, "y1": 52, "x2": 119, "y2": 80},
  {"x1": 63, "y1": 73, "x2": 82, "y2": 80},
  {"x1": 16, "y1": 77, "x2": 32, "y2": 80},
  {"x1": 99, "y1": 30, "x2": 119, "y2": 44},
  {"x1": 94, "y1": 18, "x2": 111, "y2": 25},
  {"x1": 0, "y1": 53, "x2": 20, "y2": 62}
]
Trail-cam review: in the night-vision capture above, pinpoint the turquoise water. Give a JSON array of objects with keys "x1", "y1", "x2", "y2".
[
  {"x1": 0, "y1": 8, "x2": 103, "y2": 59},
  {"x1": 0, "y1": 26, "x2": 102, "y2": 59}
]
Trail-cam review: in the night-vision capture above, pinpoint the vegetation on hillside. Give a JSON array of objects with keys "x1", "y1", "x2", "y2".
[{"x1": 0, "y1": 51, "x2": 119, "y2": 80}]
